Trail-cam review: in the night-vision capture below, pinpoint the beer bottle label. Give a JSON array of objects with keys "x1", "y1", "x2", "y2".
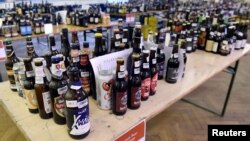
[
  {"x1": 26, "y1": 70, "x2": 35, "y2": 77},
  {"x1": 141, "y1": 77, "x2": 151, "y2": 98},
  {"x1": 220, "y1": 40, "x2": 229, "y2": 54},
  {"x1": 134, "y1": 61, "x2": 140, "y2": 68},
  {"x1": 67, "y1": 99, "x2": 90, "y2": 136},
  {"x1": 24, "y1": 89, "x2": 38, "y2": 110},
  {"x1": 122, "y1": 38, "x2": 127, "y2": 43},
  {"x1": 97, "y1": 77, "x2": 112, "y2": 110},
  {"x1": 150, "y1": 73, "x2": 158, "y2": 93},
  {"x1": 80, "y1": 71, "x2": 90, "y2": 94},
  {"x1": 134, "y1": 68, "x2": 140, "y2": 75},
  {"x1": 54, "y1": 95, "x2": 65, "y2": 117},
  {"x1": 212, "y1": 42, "x2": 219, "y2": 52},
  {"x1": 167, "y1": 67, "x2": 178, "y2": 81},
  {"x1": 157, "y1": 61, "x2": 164, "y2": 77},
  {"x1": 205, "y1": 40, "x2": 214, "y2": 52},
  {"x1": 42, "y1": 91, "x2": 52, "y2": 114},
  {"x1": 115, "y1": 92, "x2": 127, "y2": 113},
  {"x1": 130, "y1": 87, "x2": 141, "y2": 107}
]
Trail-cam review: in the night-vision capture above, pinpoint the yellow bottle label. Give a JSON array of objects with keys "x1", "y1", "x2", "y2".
[{"x1": 24, "y1": 89, "x2": 38, "y2": 110}]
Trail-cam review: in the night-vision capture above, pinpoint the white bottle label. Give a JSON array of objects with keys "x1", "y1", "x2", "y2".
[
  {"x1": 134, "y1": 61, "x2": 140, "y2": 67},
  {"x1": 143, "y1": 63, "x2": 149, "y2": 69},
  {"x1": 42, "y1": 91, "x2": 52, "y2": 114},
  {"x1": 152, "y1": 59, "x2": 156, "y2": 64},
  {"x1": 118, "y1": 71, "x2": 125, "y2": 78},
  {"x1": 35, "y1": 77, "x2": 44, "y2": 84},
  {"x1": 26, "y1": 71, "x2": 34, "y2": 77},
  {"x1": 66, "y1": 100, "x2": 78, "y2": 108},
  {"x1": 115, "y1": 34, "x2": 121, "y2": 39},
  {"x1": 57, "y1": 86, "x2": 68, "y2": 95},
  {"x1": 134, "y1": 68, "x2": 140, "y2": 74},
  {"x1": 115, "y1": 41, "x2": 120, "y2": 47},
  {"x1": 213, "y1": 42, "x2": 218, "y2": 52},
  {"x1": 81, "y1": 72, "x2": 90, "y2": 77},
  {"x1": 122, "y1": 38, "x2": 127, "y2": 43}
]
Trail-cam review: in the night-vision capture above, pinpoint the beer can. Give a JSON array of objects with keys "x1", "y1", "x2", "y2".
[{"x1": 97, "y1": 70, "x2": 113, "y2": 110}]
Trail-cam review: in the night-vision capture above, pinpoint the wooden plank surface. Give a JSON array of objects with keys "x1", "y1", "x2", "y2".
[
  {"x1": 0, "y1": 22, "x2": 118, "y2": 41},
  {"x1": 0, "y1": 45, "x2": 249, "y2": 141}
]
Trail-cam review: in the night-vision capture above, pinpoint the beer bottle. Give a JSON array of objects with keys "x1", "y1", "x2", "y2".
[
  {"x1": 79, "y1": 43, "x2": 92, "y2": 96},
  {"x1": 150, "y1": 47, "x2": 158, "y2": 95},
  {"x1": 4, "y1": 39, "x2": 20, "y2": 91},
  {"x1": 57, "y1": 54, "x2": 68, "y2": 81},
  {"x1": 23, "y1": 57, "x2": 38, "y2": 113},
  {"x1": 128, "y1": 53, "x2": 141, "y2": 109},
  {"x1": 26, "y1": 36, "x2": 38, "y2": 59},
  {"x1": 34, "y1": 58, "x2": 52, "y2": 119},
  {"x1": 157, "y1": 47, "x2": 165, "y2": 80},
  {"x1": 71, "y1": 31, "x2": 80, "y2": 48},
  {"x1": 94, "y1": 33, "x2": 103, "y2": 57},
  {"x1": 197, "y1": 27, "x2": 207, "y2": 50},
  {"x1": 165, "y1": 44, "x2": 180, "y2": 83},
  {"x1": 113, "y1": 29, "x2": 122, "y2": 52},
  {"x1": 205, "y1": 29, "x2": 214, "y2": 52},
  {"x1": 49, "y1": 34, "x2": 59, "y2": 56},
  {"x1": 141, "y1": 50, "x2": 151, "y2": 101},
  {"x1": 219, "y1": 25, "x2": 230, "y2": 56},
  {"x1": 70, "y1": 44, "x2": 80, "y2": 68},
  {"x1": 49, "y1": 56, "x2": 68, "y2": 124},
  {"x1": 212, "y1": 32, "x2": 221, "y2": 54},
  {"x1": 186, "y1": 30, "x2": 193, "y2": 53},
  {"x1": 112, "y1": 57, "x2": 128, "y2": 115},
  {"x1": 60, "y1": 28, "x2": 70, "y2": 68},
  {"x1": 65, "y1": 67, "x2": 90, "y2": 139},
  {"x1": 235, "y1": 23, "x2": 243, "y2": 50}
]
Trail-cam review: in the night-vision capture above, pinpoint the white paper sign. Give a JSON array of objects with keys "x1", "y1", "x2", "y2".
[
  {"x1": 0, "y1": 40, "x2": 6, "y2": 62},
  {"x1": 44, "y1": 23, "x2": 53, "y2": 35}
]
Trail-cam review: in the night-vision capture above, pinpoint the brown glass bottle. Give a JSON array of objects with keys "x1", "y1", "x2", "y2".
[
  {"x1": 150, "y1": 47, "x2": 158, "y2": 96},
  {"x1": 141, "y1": 50, "x2": 151, "y2": 101},
  {"x1": 4, "y1": 38, "x2": 20, "y2": 91},
  {"x1": 23, "y1": 57, "x2": 39, "y2": 113},
  {"x1": 65, "y1": 67, "x2": 90, "y2": 139},
  {"x1": 34, "y1": 58, "x2": 52, "y2": 119},
  {"x1": 79, "y1": 43, "x2": 92, "y2": 96},
  {"x1": 71, "y1": 31, "x2": 80, "y2": 48},
  {"x1": 49, "y1": 56, "x2": 68, "y2": 124},
  {"x1": 60, "y1": 28, "x2": 70, "y2": 68},
  {"x1": 26, "y1": 36, "x2": 38, "y2": 59},
  {"x1": 49, "y1": 34, "x2": 59, "y2": 56},
  {"x1": 57, "y1": 54, "x2": 68, "y2": 81},
  {"x1": 128, "y1": 53, "x2": 141, "y2": 109},
  {"x1": 112, "y1": 57, "x2": 128, "y2": 115},
  {"x1": 94, "y1": 33, "x2": 103, "y2": 57}
]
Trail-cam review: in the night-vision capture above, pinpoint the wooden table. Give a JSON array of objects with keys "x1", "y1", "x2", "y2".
[
  {"x1": 0, "y1": 45, "x2": 249, "y2": 141},
  {"x1": 0, "y1": 22, "x2": 118, "y2": 41}
]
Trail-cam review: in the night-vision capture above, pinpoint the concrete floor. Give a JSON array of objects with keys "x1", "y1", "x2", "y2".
[{"x1": 0, "y1": 32, "x2": 250, "y2": 141}]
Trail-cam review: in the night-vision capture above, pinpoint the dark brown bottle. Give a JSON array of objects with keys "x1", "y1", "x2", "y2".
[
  {"x1": 112, "y1": 57, "x2": 128, "y2": 115},
  {"x1": 128, "y1": 53, "x2": 141, "y2": 109},
  {"x1": 165, "y1": 44, "x2": 180, "y2": 83},
  {"x1": 79, "y1": 43, "x2": 92, "y2": 96},
  {"x1": 26, "y1": 36, "x2": 38, "y2": 59},
  {"x1": 94, "y1": 33, "x2": 103, "y2": 57},
  {"x1": 71, "y1": 31, "x2": 80, "y2": 48},
  {"x1": 150, "y1": 47, "x2": 158, "y2": 96},
  {"x1": 34, "y1": 58, "x2": 52, "y2": 119},
  {"x1": 23, "y1": 57, "x2": 39, "y2": 113},
  {"x1": 157, "y1": 47, "x2": 165, "y2": 80},
  {"x1": 60, "y1": 28, "x2": 70, "y2": 68},
  {"x1": 65, "y1": 67, "x2": 90, "y2": 139},
  {"x1": 49, "y1": 34, "x2": 59, "y2": 56},
  {"x1": 4, "y1": 38, "x2": 20, "y2": 91},
  {"x1": 141, "y1": 50, "x2": 151, "y2": 101},
  {"x1": 49, "y1": 56, "x2": 68, "y2": 124}
]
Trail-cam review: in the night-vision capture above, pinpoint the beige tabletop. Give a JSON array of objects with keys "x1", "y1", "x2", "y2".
[
  {"x1": 0, "y1": 45, "x2": 249, "y2": 141},
  {"x1": 0, "y1": 22, "x2": 118, "y2": 41}
]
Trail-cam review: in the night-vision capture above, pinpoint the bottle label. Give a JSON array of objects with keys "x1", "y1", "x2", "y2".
[
  {"x1": 51, "y1": 63, "x2": 62, "y2": 77},
  {"x1": 134, "y1": 61, "x2": 140, "y2": 67},
  {"x1": 54, "y1": 95, "x2": 65, "y2": 117},
  {"x1": 66, "y1": 100, "x2": 78, "y2": 108},
  {"x1": 143, "y1": 63, "x2": 149, "y2": 69},
  {"x1": 97, "y1": 75, "x2": 112, "y2": 110},
  {"x1": 7, "y1": 70, "x2": 16, "y2": 89},
  {"x1": 115, "y1": 34, "x2": 121, "y2": 39},
  {"x1": 72, "y1": 57, "x2": 79, "y2": 63},
  {"x1": 186, "y1": 38, "x2": 192, "y2": 42},
  {"x1": 24, "y1": 89, "x2": 38, "y2": 110},
  {"x1": 150, "y1": 73, "x2": 158, "y2": 94},
  {"x1": 42, "y1": 91, "x2": 52, "y2": 114},
  {"x1": 57, "y1": 85, "x2": 68, "y2": 95},
  {"x1": 212, "y1": 42, "x2": 218, "y2": 52},
  {"x1": 80, "y1": 71, "x2": 91, "y2": 94},
  {"x1": 68, "y1": 99, "x2": 90, "y2": 136},
  {"x1": 95, "y1": 17, "x2": 99, "y2": 23},
  {"x1": 205, "y1": 40, "x2": 214, "y2": 52},
  {"x1": 35, "y1": 66, "x2": 45, "y2": 77},
  {"x1": 157, "y1": 61, "x2": 165, "y2": 77},
  {"x1": 220, "y1": 40, "x2": 229, "y2": 54},
  {"x1": 166, "y1": 67, "x2": 178, "y2": 81},
  {"x1": 134, "y1": 68, "x2": 140, "y2": 75},
  {"x1": 118, "y1": 71, "x2": 125, "y2": 79},
  {"x1": 35, "y1": 76, "x2": 44, "y2": 84},
  {"x1": 152, "y1": 58, "x2": 157, "y2": 64},
  {"x1": 122, "y1": 38, "x2": 127, "y2": 43},
  {"x1": 60, "y1": 61, "x2": 66, "y2": 72},
  {"x1": 115, "y1": 92, "x2": 127, "y2": 113},
  {"x1": 120, "y1": 65, "x2": 125, "y2": 71},
  {"x1": 26, "y1": 70, "x2": 35, "y2": 77},
  {"x1": 115, "y1": 41, "x2": 120, "y2": 47},
  {"x1": 141, "y1": 77, "x2": 151, "y2": 98},
  {"x1": 130, "y1": 87, "x2": 141, "y2": 107}
]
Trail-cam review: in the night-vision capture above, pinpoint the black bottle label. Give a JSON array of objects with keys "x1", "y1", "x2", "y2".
[
  {"x1": 115, "y1": 92, "x2": 127, "y2": 113},
  {"x1": 66, "y1": 99, "x2": 90, "y2": 136},
  {"x1": 166, "y1": 67, "x2": 178, "y2": 81},
  {"x1": 130, "y1": 87, "x2": 141, "y2": 107}
]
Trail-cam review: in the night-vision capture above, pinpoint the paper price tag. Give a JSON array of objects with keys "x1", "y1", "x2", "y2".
[
  {"x1": 44, "y1": 23, "x2": 53, "y2": 35},
  {"x1": 0, "y1": 40, "x2": 6, "y2": 61}
]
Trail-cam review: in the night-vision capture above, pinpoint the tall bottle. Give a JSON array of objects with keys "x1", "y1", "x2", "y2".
[
  {"x1": 112, "y1": 57, "x2": 128, "y2": 115},
  {"x1": 49, "y1": 56, "x2": 68, "y2": 124},
  {"x1": 65, "y1": 67, "x2": 90, "y2": 139},
  {"x1": 150, "y1": 47, "x2": 158, "y2": 96},
  {"x1": 141, "y1": 50, "x2": 151, "y2": 101},
  {"x1": 205, "y1": 30, "x2": 214, "y2": 52},
  {"x1": 197, "y1": 27, "x2": 207, "y2": 50},
  {"x1": 23, "y1": 57, "x2": 38, "y2": 113},
  {"x1": 26, "y1": 36, "x2": 38, "y2": 59},
  {"x1": 71, "y1": 31, "x2": 80, "y2": 48},
  {"x1": 165, "y1": 44, "x2": 180, "y2": 83},
  {"x1": 128, "y1": 53, "x2": 141, "y2": 109},
  {"x1": 49, "y1": 34, "x2": 59, "y2": 56},
  {"x1": 79, "y1": 42, "x2": 92, "y2": 96},
  {"x1": 4, "y1": 39, "x2": 20, "y2": 91},
  {"x1": 34, "y1": 58, "x2": 52, "y2": 119},
  {"x1": 180, "y1": 41, "x2": 187, "y2": 77},
  {"x1": 212, "y1": 32, "x2": 221, "y2": 54}
]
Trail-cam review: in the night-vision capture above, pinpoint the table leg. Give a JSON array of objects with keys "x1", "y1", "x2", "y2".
[{"x1": 182, "y1": 60, "x2": 240, "y2": 117}]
